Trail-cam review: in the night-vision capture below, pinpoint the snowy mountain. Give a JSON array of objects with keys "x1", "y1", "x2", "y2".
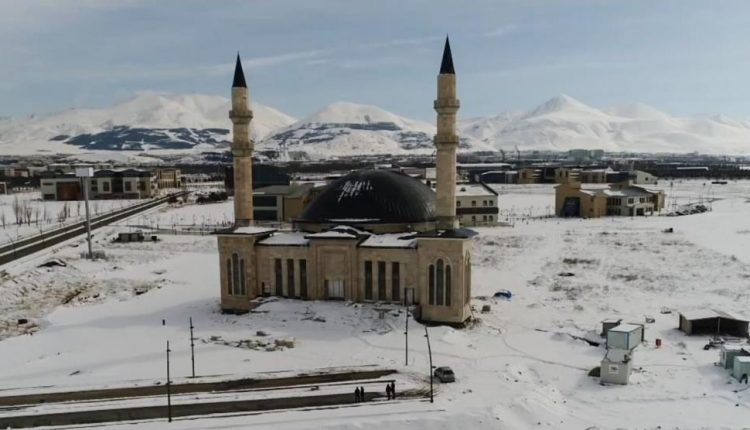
[
  {"x1": 4, "y1": 92, "x2": 750, "y2": 157},
  {"x1": 460, "y1": 94, "x2": 750, "y2": 155},
  {"x1": 0, "y1": 93, "x2": 296, "y2": 155},
  {"x1": 258, "y1": 101, "x2": 489, "y2": 158}
]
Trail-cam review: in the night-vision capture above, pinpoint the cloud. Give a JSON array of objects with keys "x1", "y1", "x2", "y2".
[{"x1": 483, "y1": 24, "x2": 519, "y2": 38}]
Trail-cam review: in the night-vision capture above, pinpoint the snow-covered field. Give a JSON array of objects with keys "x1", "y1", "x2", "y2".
[
  {"x1": 0, "y1": 192, "x2": 143, "y2": 244},
  {"x1": 1, "y1": 180, "x2": 749, "y2": 429}
]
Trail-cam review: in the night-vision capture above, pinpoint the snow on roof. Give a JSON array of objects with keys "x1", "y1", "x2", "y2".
[
  {"x1": 359, "y1": 232, "x2": 417, "y2": 248},
  {"x1": 456, "y1": 184, "x2": 495, "y2": 197},
  {"x1": 257, "y1": 232, "x2": 309, "y2": 246},
  {"x1": 609, "y1": 323, "x2": 642, "y2": 333},
  {"x1": 680, "y1": 309, "x2": 749, "y2": 322},
  {"x1": 736, "y1": 357, "x2": 750, "y2": 363},
  {"x1": 231, "y1": 226, "x2": 277, "y2": 235}
]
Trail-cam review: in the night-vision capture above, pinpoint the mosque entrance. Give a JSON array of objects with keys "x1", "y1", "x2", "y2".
[{"x1": 325, "y1": 280, "x2": 345, "y2": 299}]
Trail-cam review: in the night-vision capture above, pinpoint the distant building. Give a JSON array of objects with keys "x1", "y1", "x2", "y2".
[
  {"x1": 253, "y1": 183, "x2": 316, "y2": 222},
  {"x1": 155, "y1": 168, "x2": 182, "y2": 189},
  {"x1": 455, "y1": 183, "x2": 498, "y2": 226},
  {"x1": 40, "y1": 169, "x2": 156, "y2": 200},
  {"x1": 555, "y1": 181, "x2": 665, "y2": 218},
  {"x1": 224, "y1": 164, "x2": 290, "y2": 195},
  {"x1": 568, "y1": 149, "x2": 604, "y2": 162},
  {"x1": 518, "y1": 168, "x2": 542, "y2": 184},
  {"x1": 606, "y1": 169, "x2": 658, "y2": 185}
]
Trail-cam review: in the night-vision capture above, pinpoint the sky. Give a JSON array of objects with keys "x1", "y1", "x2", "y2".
[{"x1": 1, "y1": 0, "x2": 750, "y2": 121}]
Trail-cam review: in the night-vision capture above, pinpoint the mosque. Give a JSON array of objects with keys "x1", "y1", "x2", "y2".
[{"x1": 217, "y1": 38, "x2": 476, "y2": 324}]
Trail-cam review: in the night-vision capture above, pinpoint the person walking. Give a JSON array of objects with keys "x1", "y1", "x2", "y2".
[
  {"x1": 360, "y1": 386, "x2": 366, "y2": 402},
  {"x1": 385, "y1": 383, "x2": 392, "y2": 400},
  {"x1": 354, "y1": 386, "x2": 360, "y2": 402},
  {"x1": 390, "y1": 381, "x2": 396, "y2": 399}
]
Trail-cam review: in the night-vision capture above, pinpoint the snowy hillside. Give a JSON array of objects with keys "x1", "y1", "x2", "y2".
[
  {"x1": 460, "y1": 94, "x2": 750, "y2": 154},
  {"x1": 0, "y1": 93, "x2": 295, "y2": 154},
  {"x1": 259, "y1": 101, "x2": 488, "y2": 158}
]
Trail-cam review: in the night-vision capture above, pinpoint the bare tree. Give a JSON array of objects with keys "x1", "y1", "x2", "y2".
[
  {"x1": 12, "y1": 196, "x2": 22, "y2": 225},
  {"x1": 0, "y1": 211, "x2": 6, "y2": 229}
]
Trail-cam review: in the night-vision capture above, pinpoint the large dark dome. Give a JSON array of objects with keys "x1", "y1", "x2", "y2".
[{"x1": 298, "y1": 169, "x2": 436, "y2": 226}]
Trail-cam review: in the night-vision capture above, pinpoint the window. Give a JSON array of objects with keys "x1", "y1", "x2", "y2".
[
  {"x1": 226, "y1": 259, "x2": 232, "y2": 295},
  {"x1": 125, "y1": 181, "x2": 132, "y2": 192},
  {"x1": 428, "y1": 264, "x2": 435, "y2": 305},
  {"x1": 232, "y1": 254, "x2": 240, "y2": 295},
  {"x1": 472, "y1": 200, "x2": 477, "y2": 207},
  {"x1": 228, "y1": 253, "x2": 245, "y2": 296},
  {"x1": 90, "y1": 180, "x2": 98, "y2": 192},
  {"x1": 456, "y1": 200, "x2": 461, "y2": 207},
  {"x1": 471, "y1": 215, "x2": 476, "y2": 222},
  {"x1": 445, "y1": 265, "x2": 452, "y2": 306},
  {"x1": 364, "y1": 261, "x2": 373, "y2": 300},
  {"x1": 287, "y1": 258, "x2": 295, "y2": 297},
  {"x1": 429, "y1": 259, "x2": 452, "y2": 307},
  {"x1": 483, "y1": 200, "x2": 487, "y2": 206},
  {"x1": 103, "y1": 182, "x2": 110, "y2": 192},
  {"x1": 137, "y1": 181, "x2": 145, "y2": 191},
  {"x1": 378, "y1": 261, "x2": 386, "y2": 300},
  {"x1": 436, "y1": 260, "x2": 444, "y2": 306},
  {"x1": 482, "y1": 215, "x2": 487, "y2": 222},
  {"x1": 299, "y1": 259, "x2": 307, "y2": 299},
  {"x1": 391, "y1": 262, "x2": 400, "y2": 303},
  {"x1": 274, "y1": 258, "x2": 283, "y2": 296}
]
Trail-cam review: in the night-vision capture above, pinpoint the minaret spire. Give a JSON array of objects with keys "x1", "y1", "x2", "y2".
[
  {"x1": 233, "y1": 53, "x2": 247, "y2": 88},
  {"x1": 433, "y1": 36, "x2": 460, "y2": 230},
  {"x1": 439, "y1": 36, "x2": 455, "y2": 75},
  {"x1": 229, "y1": 52, "x2": 254, "y2": 226}
]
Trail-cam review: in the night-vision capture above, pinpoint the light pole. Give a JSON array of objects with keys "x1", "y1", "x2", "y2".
[
  {"x1": 166, "y1": 340, "x2": 172, "y2": 423},
  {"x1": 424, "y1": 325, "x2": 434, "y2": 403},
  {"x1": 404, "y1": 307, "x2": 409, "y2": 366},
  {"x1": 189, "y1": 317, "x2": 195, "y2": 378},
  {"x1": 75, "y1": 167, "x2": 93, "y2": 259}
]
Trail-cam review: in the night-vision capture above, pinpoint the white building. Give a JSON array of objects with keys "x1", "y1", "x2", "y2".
[{"x1": 455, "y1": 183, "x2": 498, "y2": 226}]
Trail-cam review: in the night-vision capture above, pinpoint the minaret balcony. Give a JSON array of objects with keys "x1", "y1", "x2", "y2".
[
  {"x1": 229, "y1": 109, "x2": 254, "y2": 122},
  {"x1": 433, "y1": 99, "x2": 460, "y2": 110}
]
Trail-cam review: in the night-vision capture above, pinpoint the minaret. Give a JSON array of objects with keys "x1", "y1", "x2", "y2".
[
  {"x1": 434, "y1": 36, "x2": 460, "y2": 230},
  {"x1": 230, "y1": 54, "x2": 254, "y2": 226}
]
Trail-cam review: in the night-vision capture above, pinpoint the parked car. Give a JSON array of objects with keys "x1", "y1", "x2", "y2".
[
  {"x1": 434, "y1": 366, "x2": 455, "y2": 383},
  {"x1": 493, "y1": 289, "x2": 512, "y2": 299}
]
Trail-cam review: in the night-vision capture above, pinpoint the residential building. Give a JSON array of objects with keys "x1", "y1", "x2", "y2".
[
  {"x1": 455, "y1": 183, "x2": 498, "y2": 226},
  {"x1": 555, "y1": 181, "x2": 665, "y2": 218}
]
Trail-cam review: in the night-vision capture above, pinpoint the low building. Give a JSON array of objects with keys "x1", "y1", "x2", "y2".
[
  {"x1": 455, "y1": 183, "x2": 498, "y2": 226},
  {"x1": 555, "y1": 167, "x2": 581, "y2": 184},
  {"x1": 155, "y1": 168, "x2": 181, "y2": 189},
  {"x1": 678, "y1": 309, "x2": 749, "y2": 337},
  {"x1": 0, "y1": 181, "x2": 7, "y2": 194},
  {"x1": 518, "y1": 168, "x2": 541, "y2": 184},
  {"x1": 606, "y1": 169, "x2": 658, "y2": 185},
  {"x1": 40, "y1": 169, "x2": 156, "y2": 200},
  {"x1": 253, "y1": 183, "x2": 315, "y2": 222},
  {"x1": 555, "y1": 181, "x2": 665, "y2": 218}
]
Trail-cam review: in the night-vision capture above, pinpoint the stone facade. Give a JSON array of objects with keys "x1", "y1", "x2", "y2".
[{"x1": 217, "y1": 40, "x2": 475, "y2": 325}]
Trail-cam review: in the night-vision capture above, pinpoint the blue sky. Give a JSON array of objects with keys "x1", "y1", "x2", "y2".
[{"x1": 1, "y1": 0, "x2": 750, "y2": 121}]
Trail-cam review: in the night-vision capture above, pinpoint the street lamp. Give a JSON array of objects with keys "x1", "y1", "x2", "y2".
[
  {"x1": 424, "y1": 325, "x2": 434, "y2": 403},
  {"x1": 75, "y1": 167, "x2": 93, "y2": 259}
]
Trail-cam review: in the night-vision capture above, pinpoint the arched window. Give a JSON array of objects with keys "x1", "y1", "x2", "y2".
[
  {"x1": 428, "y1": 264, "x2": 435, "y2": 305},
  {"x1": 240, "y1": 258, "x2": 246, "y2": 295},
  {"x1": 226, "y1": 258, "x2": 233, "y2": 295},
  {"x1": 231, "y1": 253, "x2": 241, "y2": 295},
  {"x1": 436, "y1": 259, "x2": 444, "y2": 306},
  {"x1": 445, "y1": 265, "x2": 451, "y2": 306}
]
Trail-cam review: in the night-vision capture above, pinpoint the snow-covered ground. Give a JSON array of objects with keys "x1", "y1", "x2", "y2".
[
  {"x1": 0, "y1": 192, "x2": 143, "y2": 244},
  {"x1": 1, "y1": 180, "x2": 749, "y2": 429}
]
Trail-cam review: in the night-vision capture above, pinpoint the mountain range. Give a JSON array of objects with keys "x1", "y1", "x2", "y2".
[{"x1": 2, "y1": 92, "x2": 750, "y2": 158}]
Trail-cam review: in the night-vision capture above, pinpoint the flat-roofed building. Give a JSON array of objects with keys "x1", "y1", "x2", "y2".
[
  {"x1": 155, "y1": 168, "x2": 182, "y2": 189},
  {"x1": 40, "y1": 169, "x2": 156, "y2": 200},
  {"x1": 555, "y1": 181, "x2": 665, "y2": 218},
  {"x1": 455, "y1": 183, "x2": 498, "y2": 226}
]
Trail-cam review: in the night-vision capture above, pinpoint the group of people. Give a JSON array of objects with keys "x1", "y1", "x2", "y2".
[{"x1": 353, "y1": 382, "x2": 397, "y2": 402}]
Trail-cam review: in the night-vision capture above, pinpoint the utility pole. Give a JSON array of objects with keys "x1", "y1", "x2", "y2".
[
  {"x1": 404, "y1": 307, "x2": 409, "y2": 366},
  {"x1": 76, "y1": 168, "x2": 94, "y2": 259},
  {"x1": 166, "y1": 341, "x2": 172, "y2": 423},
  {"x1": 189, "y1": 317, "x2": 195, "y2": 378},
  {"x1": 424, "y1": 326, "x2": 434, "y2": 403}
]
